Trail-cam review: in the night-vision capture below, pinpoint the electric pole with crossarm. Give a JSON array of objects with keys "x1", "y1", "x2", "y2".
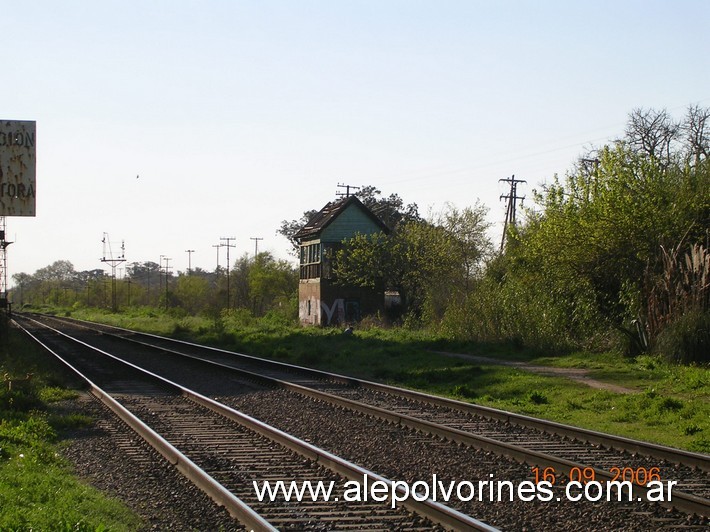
[
  {"x1": 220, "y1": 237, "x2": 236, "y2": 309},
  {"x1": 499, "y1": 175, "x2": 526, "y2": 251}
]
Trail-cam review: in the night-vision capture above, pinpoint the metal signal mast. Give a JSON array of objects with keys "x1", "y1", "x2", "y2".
[
  {"x1": 0, "y1": 217, "x2": 12, "y2": 312},
  {"x1": 100, "y1": 233, "x2": 125, "y2": 311}
]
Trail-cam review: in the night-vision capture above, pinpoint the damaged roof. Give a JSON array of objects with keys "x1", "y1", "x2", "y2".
[{"x1": 293, "y1": 195, "x2": 390, "y2": 241}]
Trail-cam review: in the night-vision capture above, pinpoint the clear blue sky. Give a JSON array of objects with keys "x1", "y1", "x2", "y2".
[{"x1": 3, "y1": 0, "x2": 709, "y2": 280}]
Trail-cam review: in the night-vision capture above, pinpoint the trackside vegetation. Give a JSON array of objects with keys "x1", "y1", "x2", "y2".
[
  {"x1": 0, "y1": 325, "x2": 142, "y2": 531},
  {"x1": 50, "y1": 307, "x2": 709, "y2": 454}
]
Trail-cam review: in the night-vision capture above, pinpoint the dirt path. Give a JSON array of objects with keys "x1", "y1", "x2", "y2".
[{"x1": 434, "y1": 351, "x2": 636, "y2": 394}]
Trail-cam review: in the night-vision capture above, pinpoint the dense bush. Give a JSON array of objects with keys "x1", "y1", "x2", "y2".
[
  {"x1": 469, "y1": 108, "x2": 710, "y2": 360},
  {"x1": 654, "y1": 310, "x2": 710, "y2": 364}
]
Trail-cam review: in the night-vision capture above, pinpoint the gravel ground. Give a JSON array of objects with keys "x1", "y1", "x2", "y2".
[
  {"x1": 50, "y1": 388, "x2": 708, "y2": 532},
  {"x1": 220, "y1": 388, "x2": 709, "y2": 531},
  {"x1": 53, "y1": 392, "x2": 244, "y2": 531}
]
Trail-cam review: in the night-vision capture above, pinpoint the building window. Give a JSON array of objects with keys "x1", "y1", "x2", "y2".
[{"x1": 299, "y1": 242, "x2": 322, "y2": 279}]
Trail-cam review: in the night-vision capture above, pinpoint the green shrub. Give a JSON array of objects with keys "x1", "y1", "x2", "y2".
[
  {"x1": 684, "y1": 424, "x2": 703, "y2": 436},
  {"x1": 689, "y1": 435, "x2": 710, "y2": 453},
  {"x1": 654, "y1": 310, "x2": 710, "y2": 364},
  {"x1": 658, "y1": 397, "x2": 684, "y2": 412},
  {"x1": 528, "y1": 390, "x2": 549, "y2": 405},
  {"x1": 0, "y1": 376, "x2": 42, "y2": 412}
]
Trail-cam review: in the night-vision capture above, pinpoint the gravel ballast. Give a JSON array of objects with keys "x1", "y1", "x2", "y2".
[{"x1": 53, "y1": 393, "x2": 243, "y2": 531}]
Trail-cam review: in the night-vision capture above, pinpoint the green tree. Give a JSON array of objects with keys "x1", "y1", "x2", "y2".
[
  {"x1": 355, "y1": 185, "x2": 421, "y2": 230},
  {"x1": 247, "y1": 252, "x2": 298, "y2": 317},
  {"x1": 335, "y1": 203, "x2": 490, "y2": 324},
  {"x1": 278, "y1": 210, "x2": 318, "y2": 255},
  {"x1": 173, "y1": 274, "x2": 211, "y2": 315},
  {"x1": 484, "y1": 107, "x2": 710, "y2": 354},
  {"x1": 126, "y1": 262, "x2": 162, "y2": 306}
]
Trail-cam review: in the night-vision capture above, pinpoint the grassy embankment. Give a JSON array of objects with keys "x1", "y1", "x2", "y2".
[
  {"x1": 66, "y1": 307, "x2": 710, "y2": 454},
  {"x1": 0, "y1": 322, "x2": 142, "y2": 531}
]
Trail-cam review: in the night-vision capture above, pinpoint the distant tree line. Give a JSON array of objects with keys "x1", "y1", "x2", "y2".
[{"x1": 11, "y1": 252, "x2": 298, "y2": 320}]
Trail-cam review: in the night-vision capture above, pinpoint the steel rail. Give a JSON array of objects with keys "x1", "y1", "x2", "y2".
[
  {"x1": 13, "y1": 318, "x2": 275, "y2": 532},
  {"x1": 55, "y1": 313, "x2": 708, "y2": 473},
  {"x1": 16, "y1": 314, "x2": 498, "y2": 532},
  {"x1": 104, "y1": 335, "x2": 710, "y2": 518},
  {"x1": 24, "y1": 313, "x2": 709, "y2": 518}
]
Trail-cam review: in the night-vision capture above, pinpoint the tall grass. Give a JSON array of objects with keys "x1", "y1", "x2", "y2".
[{"x1": 646, "y1": 240, "x2": 710, "y2": 363}]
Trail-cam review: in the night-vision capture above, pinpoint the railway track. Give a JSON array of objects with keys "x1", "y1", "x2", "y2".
[
  {"x1": 14, "y1": 314, "x2": 490, "y2": 531},
  {"x1": 14, "y1": 313, "x2": 710, "y2": 529}
]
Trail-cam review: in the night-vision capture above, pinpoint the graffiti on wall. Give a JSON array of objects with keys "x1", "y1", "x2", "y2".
[
  {"x1": 299, "y1": 297, "x2": 360, "y2": 325},
  {"x1": 321, "y1": 298, "x2": 344, "y2": 325}
]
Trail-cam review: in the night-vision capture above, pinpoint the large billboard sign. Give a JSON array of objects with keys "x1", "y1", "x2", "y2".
[{"x1": 0, "y1": 120, "x2": 36, "y2": 216}]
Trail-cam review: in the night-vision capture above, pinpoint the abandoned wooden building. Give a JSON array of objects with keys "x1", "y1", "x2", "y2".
[{"x1": 294, "y1": 195, "x2": 390, "y2": 326}]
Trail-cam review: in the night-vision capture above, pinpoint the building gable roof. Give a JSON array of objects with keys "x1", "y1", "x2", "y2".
[{"x1": 294, "y1": 195, "x2": 390, "y2": 242}]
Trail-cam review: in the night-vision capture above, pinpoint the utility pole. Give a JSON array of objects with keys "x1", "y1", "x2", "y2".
[
  {"x1": 336, "y1": 183, "x2": 360, "y2": 198},
  {"x1": 499, "y1": 175, "x2": 526, "y2": 251},
  {"x1": 185, "y1": 249, "x2": 195, "y2": 274},
  {"x1": 162, "y1": 256, "x2": 172, "y2": 310},
  {"x1": 220, "y1": 237, "x2": 236, "y2": 309},
  {"x1": 579, "y1": 157, "x2": 600, "y2": 201},
  {"x1": 250, "y1": 237, "x2": 263, "y2": 260},
  {"x1": 212, "y1": 244, "x2": 221, "y2": 269},
  {"x1": 158, "y1": 254, "x2": 165, "y2": 304},
  {"x1": 100, "y1": 233, "x2": 126, "y2": 311}
]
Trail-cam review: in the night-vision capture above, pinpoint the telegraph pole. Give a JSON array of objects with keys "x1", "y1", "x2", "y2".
[
  {"x1": 185, "y1": 249, "x2": 195, "y2": 274},
  {"x1": 162, "y1": 256, "x2": 172, "y2": 310},
  {"x1": 212, "y1": 244, "x2": 220, "y2": 270},
  {"x1": 336, "y1": 183, "x2": 360, "y2": 198},
  {"x1": 499, "y1": 175, "x2": 526, "y2": 251},
  {"x1": 158, "y1": 254, "x2": 165, "y2": 304},
  {"x1": 580, "y1": 157, "x2": 600, "y2": 201},
  {"x1": 220, "y1": 237, "x2": 236, "y2": 309},
  {"x1": 250, "y1": 237, "x2": 263, "y2": 260}
]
